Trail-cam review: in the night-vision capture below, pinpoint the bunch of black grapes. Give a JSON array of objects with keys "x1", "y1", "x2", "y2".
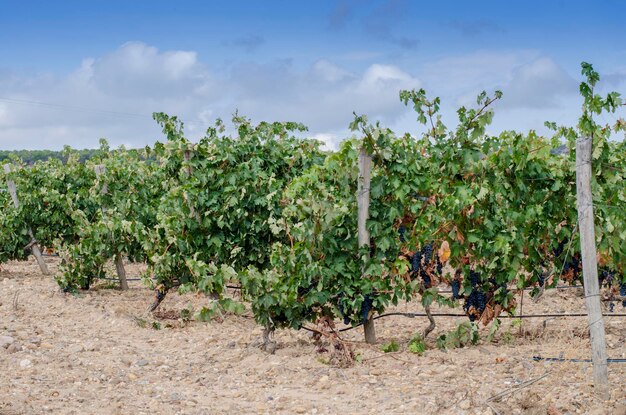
[
  {"x1": 398, "y1": 225, "x2": 406, "y2": 242},
  {"x1": 336, "y1": 293, "x2": 351, "y2": 325},
  {"x1": 361, "y1": 295, "x2": 373, "y2": 324},
  {"x1": 562, "y1": 253, "x2": 582, "y2": 280},
  {"x1": 598, "y1": 268, "x2": 616, "y2": 287},
  {"x1": 462, "y1": 271, "x2": 488, "y2": 321},
  {"x1": 450, "y1": 279, "x2": 461, "y2": 300},
  {"x1": 537, "y1": 270, "x2": 547, "y2": 287},
  {"x1": 450, "y1": 270, "x2": 463, "y2": 300},
  {"x1": 336, "y1": 293, "x2": 374, "y2": 325},
  {"x1": 409, "y1": 242, "x2": 443, "y2": 288}
]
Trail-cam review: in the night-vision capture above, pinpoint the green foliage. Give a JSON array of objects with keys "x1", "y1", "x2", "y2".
[
  {"x1": 436, "y1": 322, "x2": 479, "y2": 350},
  {"x1": 180, "y1": 306, "x2": 193, "y2": 322},
  {"x1": 381, "y1": 340, "x2": 400, "y2": 353},
  {"x1": 58, "y1": 145, "x2": 163, "y2": 290},
  {"x1": 145, "y1": 113, "x2": 325, "y2": 313},
  {"x1": 408, "y1": 335, "x2": 426, "y2": 355}
]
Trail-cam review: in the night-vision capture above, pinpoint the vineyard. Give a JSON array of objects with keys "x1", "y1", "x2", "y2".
[{"x1": 1, "y1": 63, "x2": 625, "y2": 414}]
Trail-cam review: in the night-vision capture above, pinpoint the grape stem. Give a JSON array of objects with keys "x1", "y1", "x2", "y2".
[
  {"x1": 148, "y1": 288, "x2": 168, "y2": 312},
  {"x1": 422, "y1": 305, "x2": 436, "y2": 339},
  {"x1": 261, "y1": 327, "x2": 277, "y2": 354}
]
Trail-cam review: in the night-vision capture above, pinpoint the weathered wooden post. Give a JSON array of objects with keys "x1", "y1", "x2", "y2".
[
  {"x1": 575, "y1": 136, "x2": 609, "y2": 398},
  {"x1": 3, "y1": 164, "x2": 49, "y2": 275},
  {"x1": 94, "y1": 164, "x2": 128, "y2": 290},
  {"x1": 357, "y1": 146, "x2": 376, "y2": 344}
]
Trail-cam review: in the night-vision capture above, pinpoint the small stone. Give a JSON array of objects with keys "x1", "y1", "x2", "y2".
[
  {"x1": 110, "y1": 377, "x2": 124, "y2": 385},
  {"x1": 459, "y1": 399, "x2": 471, "y2": 410},
  {"x1": 67, "y1": 344, "x2": 84, "y2": 354},
  {"x1": 40, "y1": 342, "x2": 54, "y2": 349},
  {"x1": 136, "y1": 359, "x2": 149, "y2": 367},
  {"x1": 20, "y1": 359, "x2": 32, "y2": 368},
  {"x1": 170, "y1": 392, "x2": 183, "y2": 402},
  {"x1": 294, "y1": 407, "x2": 307, "y2": 414},
  {"x1": 84, "y1": 342, "x2": 101, "y2": 352},
  {"x1": 28, "y1": 337, "x2": 41, "y2": 346},
  {"x1": 127, "y1": 373, "x2": 138, "y2": 381},
  {"x1": 6, "y1": 343, "x2": 22, "y2": 354},
  {"x1": 0, "y1": 335, "x2": 15, "y2": 349}
]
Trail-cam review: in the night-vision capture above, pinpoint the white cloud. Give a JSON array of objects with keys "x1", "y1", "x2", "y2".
[
  {"x1": 1, "y1": 43, "x2": 619, "y2": 151},
  {"x1": 310, "y1": 59, "x2": 353, "y2": 83},
  {"x1": 499, "y1": 57, "x2": 577, "y2": 109},
  {"x1": 419, "y1": 50, "x2": 539, "y2": 96},
  {"x1": 88, "y1": 41, "x2": 211, "y2": 99},
  {"x1": 0, "y1": 42, "x2": 423, "y2": 150}
]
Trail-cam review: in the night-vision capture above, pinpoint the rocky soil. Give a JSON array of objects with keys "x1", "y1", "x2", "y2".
[{"x1": 1, "y1": 257, "x2": 625, "y2": 415}]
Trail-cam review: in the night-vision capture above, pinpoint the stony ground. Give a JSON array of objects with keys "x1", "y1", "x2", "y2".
[{"x1": 0, "y1": 257, "x2": 625, "y2": 415}]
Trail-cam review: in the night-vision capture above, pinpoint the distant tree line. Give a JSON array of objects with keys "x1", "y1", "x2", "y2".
[
  {"x1": 0, "y1": 149, "x2": 100, "y2": 164},
  {"x1": 0, "y1": 139, "x2": 156, "y2": 164}
]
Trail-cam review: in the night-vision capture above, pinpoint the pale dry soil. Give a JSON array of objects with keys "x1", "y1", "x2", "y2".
[{"x1": 0, "y1": 257, "x2": 625, "y2": 415}]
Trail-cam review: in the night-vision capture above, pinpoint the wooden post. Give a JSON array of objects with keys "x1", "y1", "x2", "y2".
[
  {"x1": 357, "y1": 146, "x2": 376, "y2": 344},
  {"x1": 184, "y1": 150, "x2": 193, "y2": 176},
  {"x1": 115, "y1": 253, "x2": 129, "y2": 291},
  {"x1": 94, "y1": 165, "x2": 128, "y2": 290},
  {"x1": 575, "y1": 136, "x2": 609, "y2": 398},
  {"x1": 93, "y1": 164, "x2": 108, "y2": 194},
  {"x1": 182, "y1": 150, "x2": 201, "y2": 222},
  {"x1": 3, "y1": 164, "x2": 49, "y2": 275}
]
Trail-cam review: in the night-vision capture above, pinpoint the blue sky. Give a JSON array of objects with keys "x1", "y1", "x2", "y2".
[{"x1": 1, "y1": 0, "x2": 625, "y2": 149}]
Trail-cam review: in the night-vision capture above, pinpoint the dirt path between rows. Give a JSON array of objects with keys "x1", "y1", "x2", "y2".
[{"x1": 1, "y1": 257, "x2": 624, "y2": 414}]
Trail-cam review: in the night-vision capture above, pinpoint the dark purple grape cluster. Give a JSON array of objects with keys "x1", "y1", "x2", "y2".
[
  {"x1": 422, "y1": 242, "x2": 433, "y2": 263},
  {"x1": 469, "y1": 271, "x2": 480, "y2": 287},
  {"x1": 420, "y1": 269, "x2": 432, "y2": 287},
  {"x1": 336, "y1": 293, "x2": 350, "y2": 325},
  {"x1": 562, "y1": 254, "x2": 581, "y2": 279},
  {"x1": 451, "y1": 279, "x2": 461, "y2": 300},
  {"x1": 553, "y1": 239, "x2": 567, "y2": 258},
  {"x1": 463, "y1": 289, "x2": 486, "y2": 321},
  {"x1": 537, "y1": 271, "x2": 546, "y2": 287},
  {"x1": 598, "y1": 268, "x2": 615, "y2": 287},
  {"x1": 409, "y1": 243, "x2": 443, "y2": 288},
  {"x1": 298, "y1": 281, "x2": 316, "y2": 297},
  {"x1": 398, "y1": 225, "x2": 406, "y2": 242},
  {"x1": 361, "y1": 295, "x2": 373, "y2": 324},
  {"x1": 411, "y1": 251, "x2": 421, "y2": 274},
  {"x1": 369, "y1": 238, "x2": 376, "y2": 257},
  {"x1": 620, "y1": 283, "x2": 626, "y2": 308}
]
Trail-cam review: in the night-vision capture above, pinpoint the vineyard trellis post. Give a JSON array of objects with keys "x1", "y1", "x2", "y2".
[
  {"x1": 183, "y1": 149, "x2": 200, "y2": 222},
  {"x1": 575, "y1": 136, "x2": 609, "y2": 398},
  {"x1": 3, "y1": 164, "x2": 49, "y2": 275},
  {"x1": 358, "y1": 146, "x2": 376, "y2": 344},
  {"x1": 94, "y1": 164, "x2": 129, "y2": 290}
]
